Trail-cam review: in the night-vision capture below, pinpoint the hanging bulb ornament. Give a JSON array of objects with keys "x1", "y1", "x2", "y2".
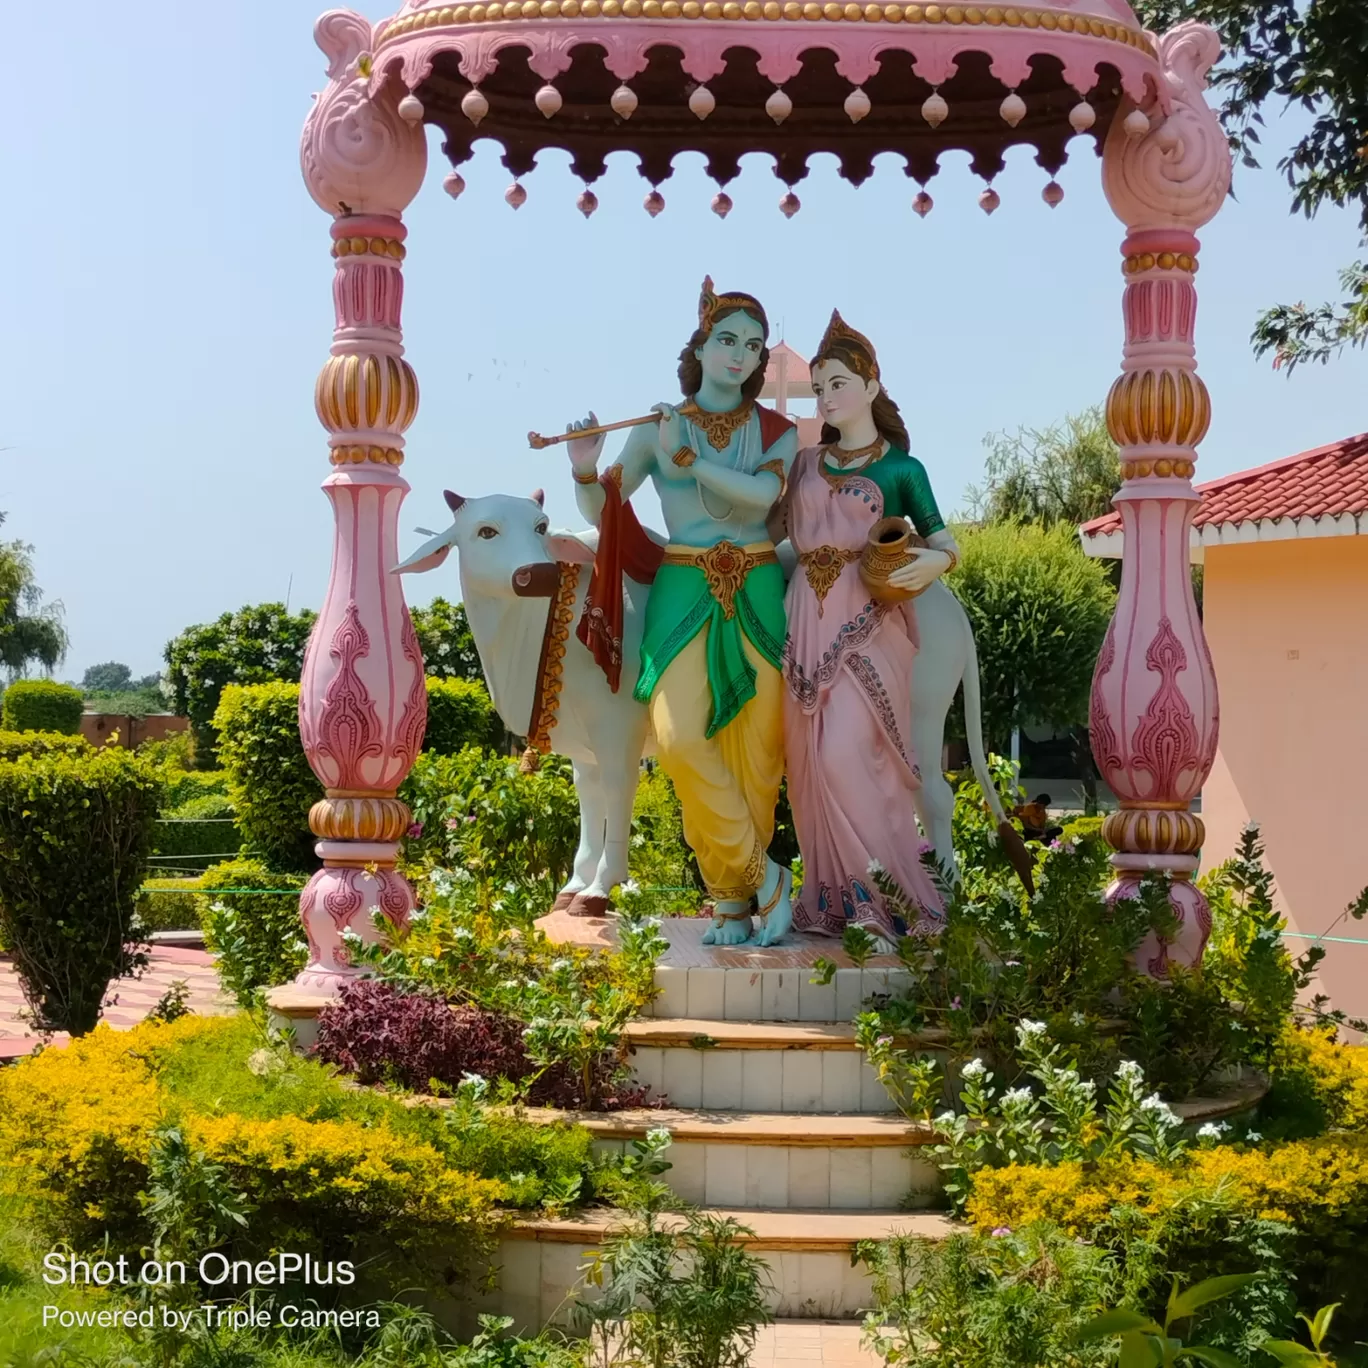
[
  {"x1": 912, "y1": 190, "x2": 934, "y2": 217},
  {"x1": 1042, "y1": 180, "x2": 1064, "y2": 208},
  {"x1": 844, "y1": 87, "x2": 871, "y2": 124},
  {"x1": 1069, "y1": 99, "x2": 1096, "y2": 133},
  {"x1": 766, "y1": 88, "x2": 792, "y2": 125},
  {"x1": 443, "y1": 171, "x2": 466, "y2": 199},
  {"x1": 1123, "y1": 108, "x2": 1150, "y2": 137},
  {"x1": 979, "y1": 187, "x2": 1001, "y2": 215},
  {"x1": 779, "y1": 191, "x2": 800, "y2": 218},
  {"x1": 689, "y1": 85, "x2": 716, "y2": 120},
  {"x1": 461, "y1": 88, "x2": 489, "y2": 126},
  {"x1": 611, "y1": 84, "x2": 638, "y2": 119},
  {"x1": 398, "y1": 93, "x2": 424, "y2": 124},
  {"x1": 921, "y1": 91, "x2": 948, "y2": 128},
  {"x1": 577, "y1": 189, "x2": 598, "y2": 218},
  {"x1": 534, "y1": 84, "x2": 562, "y2": 118},
  {"x1": 711, "y1": 192, "x2": 733, "y2": 219},
  {"x1": 644, "y1": 190, "x2": 665, "y2": 217},
  {"x1": 999, "y1": 92, "x2": 1026, "y2": 128},
  {"x1": 505, "y1": 182, "x2": 527, "y2": 210}
]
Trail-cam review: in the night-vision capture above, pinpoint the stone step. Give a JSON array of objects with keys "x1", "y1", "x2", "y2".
[
  {"x1": 526, "y1": 1107, "x2": 942, "y2": 1211},
  {"x1": 626, "y1": 1019, "x2": 907, "y2": 1113},
  {"x1": 481, "y1": 1208, "x2": 958, "y2": 1330}
]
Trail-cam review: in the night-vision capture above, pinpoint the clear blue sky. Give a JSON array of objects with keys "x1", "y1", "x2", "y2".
[{"x1": 2, "y1": 1, "x2": 1364, "y2": 682}]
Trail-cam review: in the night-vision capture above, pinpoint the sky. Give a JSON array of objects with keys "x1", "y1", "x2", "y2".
[{"x1": 2, "y1": 1, "x2": 1365, "y2": 683}]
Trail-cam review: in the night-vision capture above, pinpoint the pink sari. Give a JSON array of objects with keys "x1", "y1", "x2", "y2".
[{"x1": 781, "y1": 448, "x2": 943, "y2": 941}]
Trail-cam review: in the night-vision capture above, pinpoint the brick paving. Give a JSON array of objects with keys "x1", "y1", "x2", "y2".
[
  {"x1": 753, "y1": 1322, "x2": 881, "y2": 1368},
  {"x1": 0, "y1": 945, "x2": 234, "y2": 1059}
]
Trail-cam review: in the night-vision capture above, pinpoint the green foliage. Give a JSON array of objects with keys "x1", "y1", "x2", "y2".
[
  {"x1": 137, "y1": 877, "x2": 205, "y2": 932},
  {"x1": 0, "y1": 746, "x2": 160, "y2": 1034},
  {"x1": 0, "y1": 678, "x2": 83, "y2": 733},
  {"x1": 213, "y1": 682, "x2": 321, "y2": 873},
  {"x1": 629, "y1": 764, "x2": 703, "y2": 895},
  {"x1": 945, "y1": 522, "x2": 1116, "y2": 751},
  {"x1": 424, "y1": 675, "x2": 503, "y2": 755},
  {"x1": 1132, "y1": 1, "x2": 1368, "y2": 374},
  {"x1": 0, "y1": 727, "x2": 90, "y2": 760},
  {"x1": 0, "y1": 525, "x2": 67, "y2": 678},
  {"x1": 400, "y1": 747, "x2": 579, "y2": 898},
  {"x1": 966, "y1": 406, "x2": 1121, "y2": 529},
  {"x1": 411, "y1": 596, "x2": 484, "y2": 681},
  {"x1": 164, "y1": 602, "x2": 317, "y2": 763},
  {"x1": 197, "y1": 860, "x2": 309, "y2": 1003},
  {"x1": 859, "y1": 1225, "x2": 1130, "y2": 1368}
]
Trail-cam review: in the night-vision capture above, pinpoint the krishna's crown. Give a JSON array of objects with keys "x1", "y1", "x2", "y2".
[
  {"x1": 698, "y1": 275, "x2": 766, "y2": 339},
  {"x1": 814, "y1": 309, "x2": 879, "y2": 381}
]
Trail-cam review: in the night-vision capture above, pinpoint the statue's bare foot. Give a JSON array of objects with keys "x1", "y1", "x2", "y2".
[
  {"x1": 867, "y1": 931, "x2": 897, "y2": 956},
  {"x1": 753, "y1": 863, "x2": 794, "y2": 948},
  {"x1": 702, "y1": 902, "x2": 754, "y2": 946}
]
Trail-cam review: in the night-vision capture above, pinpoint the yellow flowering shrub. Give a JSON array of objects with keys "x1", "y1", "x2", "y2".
[
  {"x1": 1270, "y1": 1025, "x2": 1368, "y2": 1133},
  {"x1": 0, "y1": 1016, "x2": 505, "y2": 1274}
]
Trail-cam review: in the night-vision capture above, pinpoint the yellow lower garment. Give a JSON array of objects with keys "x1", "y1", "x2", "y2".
[{"x1": 647, "y1": 625, "x2": 784, "y2": 901}]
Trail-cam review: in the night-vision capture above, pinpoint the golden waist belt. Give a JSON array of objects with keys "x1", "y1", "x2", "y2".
[
  {"x1": 797, "y1": 544, "x2": 861, "y2": 609},
  {"x1": 660, "y1": 540, "x2": 778, "y2": 620}
]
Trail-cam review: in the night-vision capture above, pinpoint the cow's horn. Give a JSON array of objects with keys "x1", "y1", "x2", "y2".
[
  {"x1": 530, "y1": 488, "x2": 545, "y2": 508},
  {"x1": 444, "y1": 490, "x2": 466, "y2": 513}
]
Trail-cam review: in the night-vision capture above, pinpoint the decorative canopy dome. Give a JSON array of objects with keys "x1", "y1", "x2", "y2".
[{"x1": 371, "y1": 0, "x2": 1167, "y2": 201}]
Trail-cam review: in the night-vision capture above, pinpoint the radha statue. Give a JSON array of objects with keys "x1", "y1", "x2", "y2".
[{"x1": 770, "y1": 312, "x2": 958, "y2": 952}]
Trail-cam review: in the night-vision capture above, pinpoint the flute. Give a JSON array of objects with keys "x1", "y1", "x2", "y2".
[{"x1": 527, "y1": 413, "x2": 661, "y2": 450}]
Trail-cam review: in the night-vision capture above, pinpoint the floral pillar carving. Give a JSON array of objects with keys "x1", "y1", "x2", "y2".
[
  {"x1": 294, "y1": 10, "x2": 428, "y2": 993},
  {"x1": 1091, "y1": 23, "x2": 1232, "y2": 977}
]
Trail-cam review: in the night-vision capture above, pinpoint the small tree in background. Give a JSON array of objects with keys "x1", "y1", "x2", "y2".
[
  {"x1": 0, "y1": 518, "x2": 67, "y2": 680},
  {"x1": 164, "y1": 604, "x2": 317, "y2": 764},
  {"x1": 411, "y1": 597, "x2": 483, "y2": 682},
  {"x1": 1, "y1": 680, "x2": 84, "y2": 734},
  {"x1": 946, "y1": 523, "x2": 1116, "y2": 756}
]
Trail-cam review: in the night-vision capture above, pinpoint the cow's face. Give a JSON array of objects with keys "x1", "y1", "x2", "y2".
[{"x1": 392, "y1": 489, "x2": 552, "y2": 598}]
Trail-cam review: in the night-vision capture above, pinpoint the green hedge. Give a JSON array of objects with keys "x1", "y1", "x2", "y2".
[
  {"x1": 137, "y1": 877, "x2": 204, "y2": 932},
  {"x1": 0, "y1": 747, "x2": 161, "y2": 1034},
  {"x1": 1, "y1": 681, "x2": 85, "y2": 734},
  {"x1": 423, "y1": 675, "x2": 503, "y2": 755},
  {"x1": 0, "y1": 729, "x2": 91, "y2": 760},
  {"x1": 212, "y1": 683, "x2": 320, "y2": 873},
  {"x1": 197, "y1": 859, "x2": 309, "y2": 1003}
]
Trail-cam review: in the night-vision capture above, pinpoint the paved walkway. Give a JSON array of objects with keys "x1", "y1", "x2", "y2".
[
  {"x1": 754, "y1": 1323, "x2": 881, "y2": 1367},
  {"x1": 0, "y1": 945, "x2": 233, "y2": 1059}
]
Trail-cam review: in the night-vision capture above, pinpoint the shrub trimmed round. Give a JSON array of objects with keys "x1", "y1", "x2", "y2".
[
  {"x1": 0, "y1": 746, "x2": 160, "y2": 1034},
  {"x1": 0, "y1": 681, "x2": 85, "y2": 735}
]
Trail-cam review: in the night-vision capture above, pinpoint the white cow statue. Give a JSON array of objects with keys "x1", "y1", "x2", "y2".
[{"x1": 395, "y1": 491, "x2": 1019, "y2": 925}]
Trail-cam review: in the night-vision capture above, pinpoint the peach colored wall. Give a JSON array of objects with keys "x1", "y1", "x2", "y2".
[{"x1": 1201, "y1": 536, "x2": 1368, "y2": 1023}]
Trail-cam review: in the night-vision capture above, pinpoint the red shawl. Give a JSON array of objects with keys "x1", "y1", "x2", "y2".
[{"x1": 576, "y1": 405, "x2": 795, "y2": 693}]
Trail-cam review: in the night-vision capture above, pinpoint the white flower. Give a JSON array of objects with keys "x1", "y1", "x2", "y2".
[
  {"x1": 1002, "y1": 1087, "x2": 1033, "y2": 1106},
  {"x1": 1070, "y1": 1011, "x2": 1087, "y2": 1027},
  {"x1": 934, "y1": 1111, "x2": 958, "y2": 1128},
  {"x1": 550, "y1": 959, "x2": 572, "y2": 973},
  {"x1": 1017, "y1": 1019, "x2": 1048, "y2": 1042},
  {"x1": 1197, "y1": 1121, "x2": 1230, "y2": 1140},
  {"x1": 622, "y1": 879, "x2": 640, "y2": 895},
  {"x1": 1140, "y1": 1093, "x2": 1181, "y2": 1127},
  {"x1": 961, "y1": 1058, "x2": 988, "y2": 1079},
  {"x1": 867, "y1": 858, "x2": 886, "y2": 876},
  {"x1": 1247, "y1": 1131, "x2": 1262, "y2": 1143},
  {"x1": 1116, "y1": 1060, "x2": 1144, "y2": 1083},
  {"x1": 645, "y1": 1126, "x2": 672, "y2": 1147}
]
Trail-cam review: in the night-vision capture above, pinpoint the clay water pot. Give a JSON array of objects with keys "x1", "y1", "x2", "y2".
[{"x1": 860, "y1": 517, "x2": 928, "y2": 603}]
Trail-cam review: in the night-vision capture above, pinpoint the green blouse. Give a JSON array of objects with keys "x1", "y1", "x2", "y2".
[{"x1": 821, "y1": 446, "x2": 946, "y2": 538}]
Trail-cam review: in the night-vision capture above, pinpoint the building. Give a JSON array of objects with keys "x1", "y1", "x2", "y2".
[
  {"x1": 761, "y1": 342, "x2": 823, "y2": 448},
  {"x1": 1081, "y1": 433, "x2": 1368, "y2": 1019}
]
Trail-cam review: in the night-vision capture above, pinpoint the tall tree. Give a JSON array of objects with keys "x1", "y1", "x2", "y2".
[
  {"x1": 965, "y1": 406, "x2": 1121, "y2": 529},
  {"x1": 1134, "y1": 0, "x2": 1368, "y2": 373},
  {"x1": 82, "y1": 662, "x2": 133, "y2": 693},
  {"x1": 0, "y1": 517, "x2": 67, "y2": 680}
]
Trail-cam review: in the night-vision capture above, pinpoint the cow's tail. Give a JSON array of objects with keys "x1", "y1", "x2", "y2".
[{"x1": 961, "y1": 615, "x2": 1036, "y2": 894}]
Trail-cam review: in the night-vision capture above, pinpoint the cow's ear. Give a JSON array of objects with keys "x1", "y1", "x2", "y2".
[
  {"x1": 444, "y1": 490, "x2": 466, "y2": 513},
  {"x1": 530, "y1": 488, "x2": 545, "y2": 508}
]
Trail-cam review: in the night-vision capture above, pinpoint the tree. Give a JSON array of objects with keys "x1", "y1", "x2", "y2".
[
  {"x1": 946, "y1": 523, "x2": 1117, "y2": 755},
  {"x1": 164, "y1": 604, "x2": 317, "y2": 764},
  {"x1": 0, "y1": 517, "x2": 66, "y2": 680},
  {"x1": 411, "y1": 597, "x2": 483, "y2": 682},
  {"x1": 965, "y1": 407, "x2": 1121, "y2": 529},
  {"x1": 1134, "y1": 0, "x2": 1368, "y2": 373},
  {"x1": 82, "y1": 662, "x2": 133, "y2": 693}
]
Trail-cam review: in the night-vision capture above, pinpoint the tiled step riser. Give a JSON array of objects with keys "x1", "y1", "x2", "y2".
[
  {"x1": 478, "y1": 1238, "x2": 881, "y2": 1332},
  {"x1": 590, "y1": 1136, "x2": 940, "y2": 1211},
  {"x1": 633, "y1": 1045, "x2": 947, "y2": 1113},
  {"x1": 652, "y1": 965, "x2": 912, "y2": 1022}
]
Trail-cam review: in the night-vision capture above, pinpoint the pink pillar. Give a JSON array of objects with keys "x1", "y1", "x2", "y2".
[
  {"x1": 294, "y1": 12, "x2": 429, "y2": 993},
  {"x1": 1091, "y1": 24, "x2": 1233, "y2": 976}
]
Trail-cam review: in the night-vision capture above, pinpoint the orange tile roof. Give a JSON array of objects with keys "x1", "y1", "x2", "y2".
[{"x1": 1080, "y1": 432, "x2": 1368, "y2": 540}]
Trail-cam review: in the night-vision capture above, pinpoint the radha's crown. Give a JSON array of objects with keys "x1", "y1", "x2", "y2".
[
  {"x1": 814, "y1": 309, "x2": 879, "y2": 381},
  {"x1": 698, "y1": 275, "x2": 766, "y2": 339}
]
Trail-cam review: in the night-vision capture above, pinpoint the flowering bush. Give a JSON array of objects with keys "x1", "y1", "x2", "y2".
[{"x1": 196, "y1": 859, "x2": 308, "y2": 1003}]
